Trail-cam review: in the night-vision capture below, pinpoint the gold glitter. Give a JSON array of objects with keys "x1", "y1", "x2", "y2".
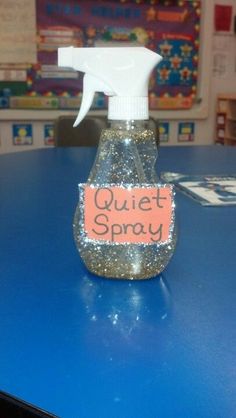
[{"x1": 73, "y1": 120, "x2": 176, "y2": 280}]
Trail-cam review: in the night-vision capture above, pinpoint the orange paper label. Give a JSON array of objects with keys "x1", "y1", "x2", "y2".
[{"x1": 81, "y1": 185, "x2": 174, "y2": 245}]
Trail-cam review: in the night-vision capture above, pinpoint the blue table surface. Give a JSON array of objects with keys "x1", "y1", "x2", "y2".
[{"x1": 0, "y1": 146, "x2": 236, "y2": 418}]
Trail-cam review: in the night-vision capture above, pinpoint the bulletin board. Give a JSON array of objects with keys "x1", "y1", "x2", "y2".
[{"x1": 0, "y1": 0, "x2": 201, "y2": 111}]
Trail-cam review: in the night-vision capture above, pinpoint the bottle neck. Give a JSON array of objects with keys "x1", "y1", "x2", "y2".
[
  {"x1": 108, "y1": 119, "x2": 146, "y2": 131},
  {"x1": 108, "y1": 96, "x2": 149, "y2": 121}
]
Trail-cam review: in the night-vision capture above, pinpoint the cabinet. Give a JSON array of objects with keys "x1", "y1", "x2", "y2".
[{"x1": 216, "y1": 95, "x2": 236, "y2": 145}]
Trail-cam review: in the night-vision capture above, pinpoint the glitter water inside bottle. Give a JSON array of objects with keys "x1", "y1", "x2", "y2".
[{"x1": 73, "y1": 121, "x2": 177, "y2": 280}]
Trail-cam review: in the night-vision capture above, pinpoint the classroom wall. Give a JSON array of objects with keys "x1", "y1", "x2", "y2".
[
  {"x1": 152, "y1": 0, "x2": 236, "y2": 146},
  {"x1": 0, "y1": 0, "x2": 235, "y2": 152},
  {"x1": 198, "y1": 0, "x2": 236, "y2": 146}
]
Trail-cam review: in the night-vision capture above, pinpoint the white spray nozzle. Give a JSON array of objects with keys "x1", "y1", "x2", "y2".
[{"x1": 58, "y1": 46, "x2": 162, "y2": 126}]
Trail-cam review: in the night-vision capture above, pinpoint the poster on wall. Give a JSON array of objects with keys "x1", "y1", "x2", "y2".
[
  {"x1": 0, "y1": 0, "x2": 37, "y2": 64},
  {"x1": 0, "y1": 0, "x2": 201, "y2": 111},
  {"x1": 12, "y1": 124, "x2": 33, "y2": 145},
  {"x1": 214, "y1": 4, "x2": 233, "y2": 33},
  {"x1": 159, "y1": 121, "x2": 170, "y2": 142},
  {"x1": 178, "y1": 121, "x2": 195, "y2": 142},
  {"x1": 44, "y1": 124, "x2": 55, "y2": 145}
]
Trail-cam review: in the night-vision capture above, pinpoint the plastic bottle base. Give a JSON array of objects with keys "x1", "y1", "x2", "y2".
[{"x1": 77, "y1": 241, "x2": 176, "y2": 281}]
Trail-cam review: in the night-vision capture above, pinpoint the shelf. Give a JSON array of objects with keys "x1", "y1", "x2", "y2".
[
  {"x1": 224, "y1": 136, "x2": 236, "y2": 141},
  {"x1": 0, "y1": 109, "x2": 107, "y2": 121},
  {"x1": 218, "y1": 94, "x2": 236, "y2": 100},
  {"x1": 216, "y1": 95, "x2": 236, "y2": 145}
]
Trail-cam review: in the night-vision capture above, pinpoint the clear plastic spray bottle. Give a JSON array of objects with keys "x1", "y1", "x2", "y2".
[{"x1": 58, "y1": 46, "x2": 176, "y2": 280}]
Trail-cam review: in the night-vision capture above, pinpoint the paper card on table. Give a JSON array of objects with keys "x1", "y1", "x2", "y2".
[
  {"x1": 161, "y1": 173, "x2": 236, "y2": 206},
  {"x1": 80, "y1": 185, "x2": 174, "y2": 245}
]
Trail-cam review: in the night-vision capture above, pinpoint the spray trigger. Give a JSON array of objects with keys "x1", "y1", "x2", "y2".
[
  {"x1": 73, "y1": 73, "x2": 113, "y2": 127},
  {"x1": 58, "y1": 46, "x2": 162, "y2": 125}
]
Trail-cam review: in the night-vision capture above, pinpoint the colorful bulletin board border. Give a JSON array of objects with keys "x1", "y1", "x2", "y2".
[
  {"x1": 0, "y1": 0, "x2": 201, "y2": 111},
  {"x1": 178, "y1": 121, "x2": 195, "y2": 142},
  {"x1": 12, "y1": 124, "x2": 33, "y2": 146}
]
